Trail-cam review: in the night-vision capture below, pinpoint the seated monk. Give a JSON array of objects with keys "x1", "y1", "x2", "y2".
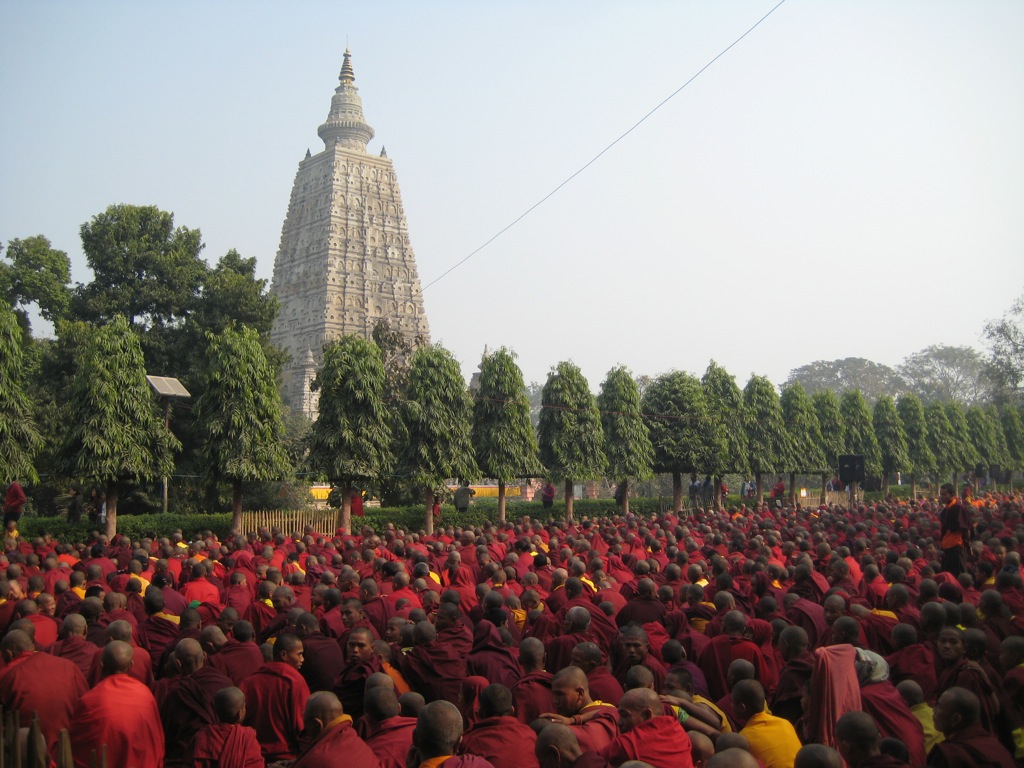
[
  {"x1": 290, "y1": 691, "x2": 381, "y2": 768},
  {"x1": 929, "y1": 686, "x2": 1014, "y2": 768},
  {"x1": 46, "y1": 613, "x2": 99, "y2": 681},
  {"x1": 511, "y1": 638, "x2": 555, "y2": 724},
  {"x1": 160, "y1": 637, "x2": 234, "y2": 767},
  {"x1": 534, "y1": 723, "x2": 612, "y2": 768},
  {"x1": 541, "y1": 666, "x2": 620, "y2": 753},
  {"x1": 459, "y1": 684, "x2": 539, "y2": 768},
  {"x1": 363, "y1": 686, "x2": 417, "y2": 768},
  {"x1": 69, "y1": 641, "x2": 165, "y2": 768},
  {"x1": 209, "y1": 619, "x2": 264, "y2": 685},
  {"x1": 599, "y1": 687, "x2": 695, "y2": 768},
  {"x1": 734, "y1": 680, "x2": 802, "y2": 768},
  {"x1": 240, "y1": 632, "x2": 311, "y2": 761},
  {"x1": 399, "y1": 621, "x2": 466, "y2": 704},
  {"x1": 835, "y1": 710, "x2": 911, "y2": 768},
  {"x1": 571, "y1": 641, "x2": 623, "y2": 706},
  {"x1": 0, "y1": 628, "x2": 88, "y2": 756},
  {"x1": 409, "y1": 700, "x2": 495, "y2": 768},
  {"x1": 192, "y1": 686, "x2": 264, "y2": 768}
]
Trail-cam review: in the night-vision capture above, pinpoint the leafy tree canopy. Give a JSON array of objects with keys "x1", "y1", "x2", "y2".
[
  {"x1": 641, "y1": 371, "x2": 715, "y2": 475},
  {"x1": 942, "y1": 401, "x2": 979, "y2": 473},
  {"x1": 702, "y1": 361, "x2": 749, "y2": 476},
  {"x1": 966, "y1": 405, "x2": 1009, "y2": 473},
  {"x1": 538, "y1": 361, "x2": 606, "y2": 482},
  {"x1": 812, "y1": 389, "x2": 845, "y2": 471},
  {"x1": 781, "y1": 383, "x2": 826, "y2": 473},
  {"x1": 0, "y1": 300, "x2": 42, "y2": 483},
  {"x1": 785, "y1": 357, "x2": 904, "y2": 404},
  {"x1": 743, "y1": 375, "x2": 794, "y2": 477},
  {"x1": 839, "y1": 390, "x2": 881, "y2": 477},
  {"x1": 898, "y1": 344, "x2": 993, "y2": 405},
  {"x1": 984, "y1": 290, "x2": 1024, "y2": 403},
  {"x1": 896, "y1": 392, "x2": 935, "y2": 477},
  {"x1": 872, "y1": 395, "x2": 909, "y2": 476},
  {"x1": 597, "y1": 365, "x2": 654, "y2": 482},
  {"x1": 1000, "y1": 404, "x2": 1024, "y2": 472},
  {"x1": 0, "y1": 236, "x2": 71, "y2": 333}
]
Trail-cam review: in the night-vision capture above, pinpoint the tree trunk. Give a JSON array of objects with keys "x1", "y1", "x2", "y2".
[
  {"x1": 850, "y1": 480, "x2": 859, "y2": 507},
  {"x1": 564, "y1": 479, "x2": 574, "y2": 521},
  {"x1": 910, "y1": 473, "x2": 917, "y2": 501},
  {"x1": 424, "y1": 487, "x2": 434, "y2": 536},
  {"x1": 672, "y1": 472, "x2": 683, "y2": 513},
  {"x1": 820, "y1": 473, "x2": 827, "y2": 505},
  {"x1": 340, "y1": 485, "x2": 353, "y2": 536},
  {"x1": 789, "y1": 472, "x2": 797, "y2": 508},
  {"x1": 498, "y1": 480, "x2": 506, "y2": 523},
  {"x1": 755, "y1": 473, "x2": 764, "y2": 505},
  {"x1": 105, "y1": 482, "x2": 118, "y2": 539},
  {"x1": 621, "y1": 478, "x2": 630, "y2": 515},
  {"x1": 231, "y1": 479, "x2": 243, "y2": 533},
  {"x1": 882, "y1": 472, "x2": 890, "y2": 497},
  {"x1": 713, "y1": 476, "x2": 722, "y2": 510}
]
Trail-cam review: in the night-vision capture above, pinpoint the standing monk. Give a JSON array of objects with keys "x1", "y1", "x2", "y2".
[
  {"x1": 939, "y1": 483, "x2": 972, "y2": 577},
  {"x1": 69, "y1": 641, "x2": 165, "y2": 768}
]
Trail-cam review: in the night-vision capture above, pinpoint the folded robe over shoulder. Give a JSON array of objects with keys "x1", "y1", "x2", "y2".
[
  {"x1": 193, "y1": 722, "x2": 265, "y2": 768},
  {"x1": 0, "y1": 651, "x2": 88, "y2": 754},
  {"x1": 459, "y1": 715, "x2": 539, "y2": 768},
  {"x1": 292, "y1": 716, "x2": 381, "y2": 768},
  {"x1": 210, "y1": 638, "x2": 265, "y2": 685},
  {"x1": 161, "y1": 667, "x2": 235, "y2": 767},
  {"x1": 240, "y1": 661, "x2": 311, "y2": 761},
  {"x1": 600, "y1": 715, "x2": 694, "y2": 768},
  {"x1": 70, "y1": 673, "x2": 165, "y2": 768},
  {"x1": 510, "y1": 670, "x2": 555, "y2": 724},
  {"x1": 365, "y1": 716, "x2": 417, "y2": 768}
]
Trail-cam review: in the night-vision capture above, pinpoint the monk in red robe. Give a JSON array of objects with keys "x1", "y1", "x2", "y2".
[
  {"x1": 240, "y1": 633, "x2": 311, "y2": 761},
  {"x1": 363, "y1": 686, "x2": 418, "y2": 768},
  {"x1": 512, "y1": 638, "x2": 556, "y2": 723},
  {"x1": 0, "y1": 629, "x2": 88, "y2": 756},
  {"x1": 929, "y1": 686, "x2": 1015, "y2": 768},
  {"x1": 698, "y1": 612, "x2": 765, "y2": 701},
  {"x1": 47, "y1": 613, "x2": 99, "y2": 680},
  {"x1": 543, "y1": 667, "x2": 620, "y2": 753},
  {"x1": 334, "y1": 626, "x2": 382, "y2": 719},
  {"x1": 884, "y1": 624, "x2": 937, "y2": 702},
  {"x1": 467, "y1": 620, "x2": 522, "y2": 689},
  {"x1": 209, "y1": 619, "x2": 264, "y2": 685},
  {"x1": 160, "y1": 638, "x2": 235, "y2": 767},
  {"x1": 435, "y1": 602, "x2": 474, "y2": 656},
  {"x1": 409, "y1": 700, "x2": 495, "y2": 768},
  {"x1": 399, "y1": 621, "x2": 466, "y2": 703},
  {"x1": 69, "y1": 641, "x2": 165, "y2": 768},
  {"x1": 139, "y1": 588, "x2": 182, "y2": 661},
  {"x1": 459, "y1": 684, "x2": 539, "y2": 768},
  {"x1": 599, "y1": 688, "x2": 694, "y2": 768},
  {"x1": 291, "y1": 691, "x2": 382, "y2": 768},
  {"x1": 192, "y1": 686, "x2": 265, "y2": 768},
  {"x1": 570, "y1": 642, "x2": 623, "y2": 706}
]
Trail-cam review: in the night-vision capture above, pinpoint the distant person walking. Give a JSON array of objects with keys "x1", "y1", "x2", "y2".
[
  {"x1": 3, "y1": 481, "x2": 26, "y2": 527},
  {"x1": 454, "y1": 481, "x2": 475, "y2": 514}
]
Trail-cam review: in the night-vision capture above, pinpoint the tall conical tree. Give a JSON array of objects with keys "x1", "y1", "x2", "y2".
[
  {"x1": 812, "y1": 389, "x2": 845, "y2": 492},
  {"x1": 0, "y1": 300, "x2": 41, "y2": 484},
  {"x1": 471, "y1": 347, "x2": 544, "y2": 522},
  {"x1": 743, "y1": 376, "x2": 793, "y2": 504},
  {"x1": 194, "y1": 325, "x2": 292, "y2": 531},
  {"x1": 925, "y1": 402, "x2": 955, "y2": 486},
  {"x1": 1000, "y1": 404, "x2": 1024, "y2": 484},
  {"x1": 307, "y1": 336, "x2": 395, "y2": 535},
  {"x1": 399, "y1": 345, "x2": 478, "y2": 534},
  {"x1": 60, "y1": 315, "x2": 178, "y2": 537},
  {"x1": 840, "y1": 390, "x2": 882, "y2": 494},
  {"x1": 943, "y1": 401, "x2": 978, "y2": 487},
  {"x1": 873, "y1": 395, "x2": 909, "y2": 497},
  {"x1": 642, "y1": 371, "x2": 715, "y2": 512},
  {"x1": 781, "y1": 383, "x2": 826, "y2": 506},
  {"x1": 537, "y1": 361, "x2": 606, "y2": 520},
  {"x1": 896, "y1": 392, "x2": 934, "y2": 500},
  {"x1": 967, "y1": 405, "x2": 1010, "y2": 489},
  {"x1": 702, "y1": 361, "x2": 749, "y2": 508},
  {"x1": 597, "y1": 366, "x2": 654, "y2": 515}
]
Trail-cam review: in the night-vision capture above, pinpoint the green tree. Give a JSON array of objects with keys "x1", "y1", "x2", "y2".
[
  {"x1": 785, "y1": 357, "x2": 904, "y2": 403},
  {"x1": 538, "y1": 362, "x2": 606, "y2": 519},
  {"x1": 781, "y1": 383, "x2": 826, "y2": 505},
  {"x1": 0, "y1": 301, "x2": 42, "y2": 484},
  {"x1": 984, "y1": 290, "x2": 1024, "y2": 403},
  {"x1": 59, "y1": 316, "x2": 178, "y2": 537},
  {"x1": 872, "y1": 395, "x2": 909, "y2": 496},
  {"x1": 924, "y1": 402, "x2": 955, "y2": 486},
  {"x1": 942, "y1": 401, "x2": 978, "y2": 487},
  {"x1": 0, "y1": 236, "x2": 71, "y2": 333},
  {"x1": 399, "y1": 345, "x2": 478, "y2": 533},
  {"x1": 642, "y1": 371, "x2": 714, "y2": 512},
  {"x1": 307, "y1": 336, "x2": 394, "y2": 534},
  {"x1": 1000, "y1": 404, "x2": 1024, "y2": 481},
  {"x1": 812, "y1": 389, "x2": 845, "y2": 481},
  {"x1": 471, "y1": 348, "x2": 544, "y2": 522},
  {"x1": 597, "y1": 366, "x2": 654, "y2": 515},
  {"x1": 743, "y1": 376, "x2": 793, "y2": 503},
  {"x1": 898, "y1": 344, "x2": 993, "y2": 405},
  {"x1": 193, "y1": 325, "x2": 292, "y2": 531},
  {"x1": 839, "y1": 390, "x2": 882, "y2": 486},
  {"x1": 896, "y1": 392, "x2": 935, "y2": 499},
  {"x1": 966, "y1": 405, "x2": 1009, "y2": 488},
  {"x1": 702, "y1": 361, "x2": 748, "y2": 508}
]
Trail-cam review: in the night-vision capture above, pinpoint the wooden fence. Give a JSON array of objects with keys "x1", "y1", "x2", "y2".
[
  {"x1": 0, "y1": 706, "x2": 92, "y2": 768},
  {"x1": 238, "y1": 508, "x2": 339, "y2": 536}
]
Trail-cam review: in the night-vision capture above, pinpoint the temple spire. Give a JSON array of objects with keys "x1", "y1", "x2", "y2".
[{"x1": 318, "y1": 48, "x2": 375, "y2": 152}]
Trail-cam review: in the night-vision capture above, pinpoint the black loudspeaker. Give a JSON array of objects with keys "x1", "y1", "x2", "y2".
[{"x1": 838, "y1": 454, "x2": 865, "y2": 485}]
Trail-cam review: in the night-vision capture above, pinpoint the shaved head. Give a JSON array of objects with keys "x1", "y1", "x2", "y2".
[{"x1": 101, "y1": 640, "x2": 134, "y2": 676}]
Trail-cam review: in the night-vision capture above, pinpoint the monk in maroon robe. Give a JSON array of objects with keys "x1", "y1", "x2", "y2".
[
  {"x1": 210, "y1": 621, "x2": 265, "y2": 685},
  {"x1": 292, "y1": 691, "x2": 381, "y2": 768},
  {"x1": 138, "y1": 588, "x2": 182, "y2": 661},
  {"x1": 400, "y1": 621, "x2": 466, "y2": 703},
  {"x1": 459, "y1": 684, "x2": 539, "y2": 768},
  {"x1": 47, "y1": 613, "x2": 99, "y2": 679},
  {"x1": 467, "y1": 620, "x2": 522, "y2": 689},
  {"x1": 436, "y1": 603, "x2": 474, "y2": 656},
  {"x1": 192, "y1": 686, "x2": 264, "y2": 768},
  {"x1": 569, "y1": 642, "x2": 623, "y2": 706},
  {"x1": 160, "y1": 638, "x2": 235, "y2": 767},
  {"x1": 296, "y1": 613, "x2": 346, "y2": 693},
  {"x1": 544, "y1": 667, "x2": 620, "y2": 753},
  {"x1": 510, "y1": 638, "x2": 556, "y2": 723},
  {"x1": 240, "y1": 633, "x2": 311, "y2": 761},
  {"x1": 363, "y1": 686, "x2": 417, "y2": 768},
  {"x1": 0, "y1": 630, "x2": 88, "y2": 756},
  {"x1": 334, "y1": 627, "x2": 382, "y2": 720},
  {"x1": 599, "y1": 688, "x2": 694, "y2": 768},
  {"x1": 698, "y1": 613, "x2": 765, "y2": 701},
  {"x1": 409, "y1": 700, "x2": 496, "y2": 768},
  {"x1": 884, "y1": 624, "x2": 938, "y2": 702},
  {"x1": 928, "y1": 686, "x2": 1015, "y2": 768},
  {"x1": 69, "y1": 641, "x2": 165, "y2": 768}
]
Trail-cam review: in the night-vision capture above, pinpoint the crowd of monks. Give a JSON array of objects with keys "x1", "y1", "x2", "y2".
[{"x1": 1, "y1": 487, "x2": 1024, "y2": 768}]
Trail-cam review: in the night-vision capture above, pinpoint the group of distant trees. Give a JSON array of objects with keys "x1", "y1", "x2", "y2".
[{"x1": 2, "y1": 204, "x2": 1023, "y2": 536}]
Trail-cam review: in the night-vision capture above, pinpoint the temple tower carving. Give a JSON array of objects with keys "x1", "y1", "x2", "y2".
[{"x1": 270, "y1": 50, "x2": 430, "y2": 417}]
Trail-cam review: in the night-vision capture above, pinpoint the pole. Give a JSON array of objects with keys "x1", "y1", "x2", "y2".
[{"x1": 163, "y1": 400, "x2": 170, "y2": 515}]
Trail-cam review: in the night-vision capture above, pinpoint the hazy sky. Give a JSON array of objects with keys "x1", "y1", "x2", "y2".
[{"x1": 2, "y1": 1, "x2": 1022, "y2": 391}]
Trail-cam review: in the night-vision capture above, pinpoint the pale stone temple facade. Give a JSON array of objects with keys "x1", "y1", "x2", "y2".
[{"x1": 270, "y1": 51, "x2": 430, "y2": 417}]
